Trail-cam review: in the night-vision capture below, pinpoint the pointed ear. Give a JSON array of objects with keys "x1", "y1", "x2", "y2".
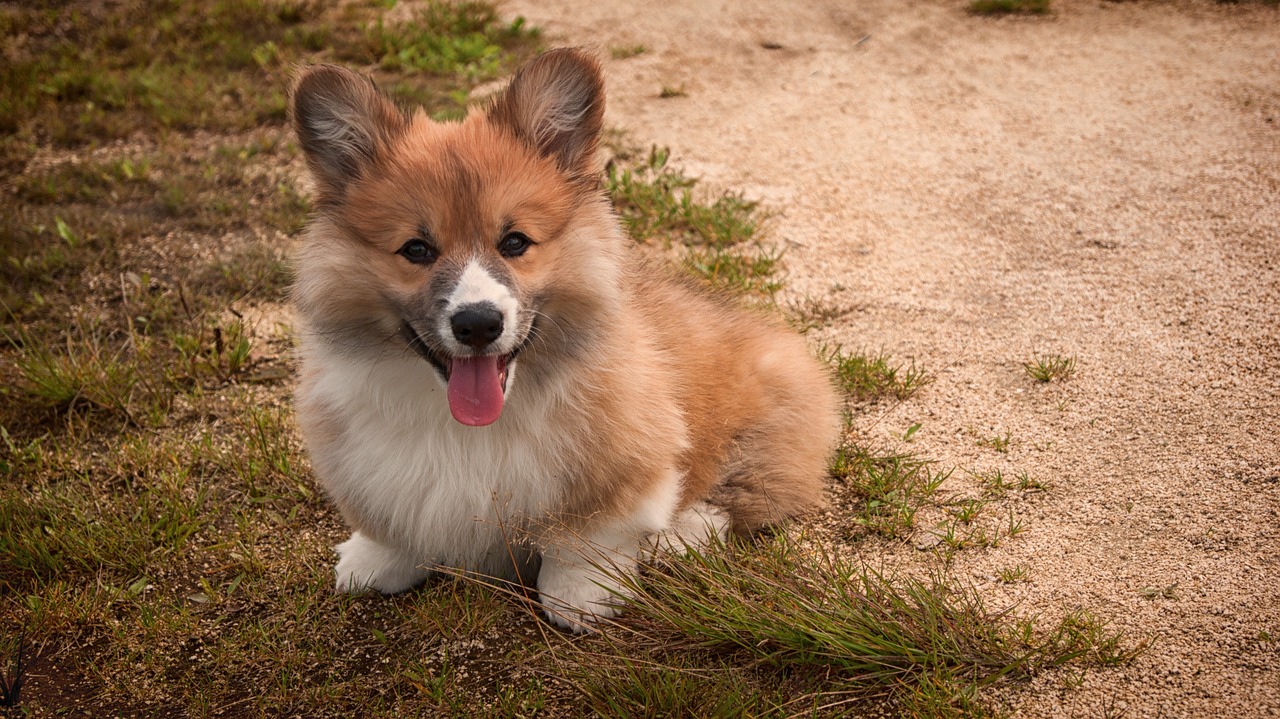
[
  {"x1": 486, "y1": 48, "x2": 605, "y2": 180},
  {"x1": 290, "y1": 64, "x2": 408, "y2": 201}
]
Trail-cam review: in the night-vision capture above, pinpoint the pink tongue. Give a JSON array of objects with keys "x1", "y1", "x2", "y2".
[{"x1": 447, "y1": 356, "x2": 505, "y2": 426}]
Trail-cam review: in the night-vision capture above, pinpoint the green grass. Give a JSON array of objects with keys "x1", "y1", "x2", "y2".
[
  {"x1": 976, "y1": 431, "x2": 1012, "y2": 453},
  {"x1": 968, "y1": 0, "x2": 1052, "y2": 15},
  {"x1": 2, "y1": 140, "x2": 303, "y2": 328},
  {"x1": 567, "y1": 653, "x2": 801, "y2": 718},
  {"x1": 0, "y1": 0, "x2": 538, "y2": 155},
  {"x1": 1025, "y1": 353, "x2": 1078, "y2": 382},
  {"x1": 970, "y1": 468, "x2": 1048, "y2": 496},
  {"x1": 830, "y1": 444, "x2": 951, "y2": 539},
  {"x1": 584, "y1": 535, "x2": 1141, "y2": 715},
  {"x1": 610, "y1": 44, "x2": 647, "y2": 59},
  {"x1": 997, "y1": 565, "x2": 1029, "y2": 584},
  {"x1": 823, "y1": 346, "x2": 933, "y2": 402},
  {"x1": 606, "y1": 145, "x2": 781, "y2": 297}
]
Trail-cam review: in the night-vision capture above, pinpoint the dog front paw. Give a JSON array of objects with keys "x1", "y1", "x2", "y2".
[
  {"x1": 537, "y1": 559, "x2": 630, "y2": 634},
  {"x1": 333, "y1": 532, "x2": 430, "y2": 594}
]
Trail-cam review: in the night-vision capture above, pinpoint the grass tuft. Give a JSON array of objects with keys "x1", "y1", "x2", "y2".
[
  {"x1": 599, "y1": 535, "x2": 1141, "y2": 711},
  {"x1": 830, "y1": 444, "x2": 951, "y2": 538},
  {"x1": 976, "y1": 431, "x2": 1012, "y2": 453},
  {"x1": 823, "y1": 346, "x2": 933, "y2": 402},
  {"x1": 608, "y1": 146, "x2": 760, "y2": 248},
  {"x1": 1024, "y1": 353, "x2": 1077, "y2": 382},
  {"x1": 356, "y1": 2, "x2": 538, "y2": 77},
  {"x1": 610, "y1": 44, "x2": 648, "y2": 59},
  {"x1": 607, "y1": 146, "x2": 781, "y2": 297},
  {"x1": 787, "y1": 294, "x2": 853, "y2": 333}
]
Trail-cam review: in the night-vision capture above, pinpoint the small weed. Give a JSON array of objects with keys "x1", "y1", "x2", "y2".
[
  {"x1": 904, "y1": 422, "x2": 923, "y2": 442},
  {"x1": 997, "y1": 566, "x2": 1029, "y2": 584},
  {"x1": 969, "y1": 0, "x2": 1051, "y2": 14},
  {"x1": 1005, "y1": 508, "x2": 1026, "y2": 537},
  {"x1": 610, "y1": 44, "x2": 647, "y2": 59},
  {"x1": 1016, "y1": 471, "x2": 1047, "y2": 492},
  {"x1": 1062, "y1": 668, "x2": 1089, "y2": 690},
  {"x1": 936, "y1": 518, "x2": 982, "y2": 552},
  {"x1": 356, "y1": 3, "x2": 539, "y2": 78},
  {"x1": 973, "y1": 468, "x2": 1012, "y2": 496},
  {"x1": 607, "y1": 146, "x2": 780, "y2": 297},
  {"x1": 831, "y1": 444, "x2": 950, "y2": 539},
  {"x1": 659, "y1": 84, "x2": 688, "y2": 98},
  {"x1": 953, "y1": 498, "x2": 987, "y2": 524},
  {"x1": 608, "y1": 146, "x2": 761, "y2": 248},
  {"x1": 823, "y1": 346, "x2": 933, "y2": 402},
  {"x1": 1048, "y1": 610, "x2": 1149, "y2": 667},
  {"x1": 1024, "y1": 354, "x2": 1077, "y2": 382},
  {"x1": 977, "y1": 432, "x2": 1012, "y2": 453},
  {"x1": 971, "y1": 468, "x2": 1047, "y2": 497},
  {"x1": 683, "y1": 242, "x2": 784, "y2": 297}
]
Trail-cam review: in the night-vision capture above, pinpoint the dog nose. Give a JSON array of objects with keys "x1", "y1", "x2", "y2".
[{"x1": 450, "y1": 305, "x2": 504, "y2": 349}]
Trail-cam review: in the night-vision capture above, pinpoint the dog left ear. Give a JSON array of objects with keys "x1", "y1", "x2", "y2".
[{"x1": 487, "y1": 48, "x2": 605, "y2": 180}]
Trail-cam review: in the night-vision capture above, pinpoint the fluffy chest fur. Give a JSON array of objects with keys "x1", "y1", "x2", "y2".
[{"x1": 299, "y1": 344, "x2": 571, "y2": 575}]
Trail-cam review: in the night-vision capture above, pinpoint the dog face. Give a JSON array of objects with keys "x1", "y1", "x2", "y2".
[{"x1": 291, "y1": 50, "x2": 609, "y2": 426}]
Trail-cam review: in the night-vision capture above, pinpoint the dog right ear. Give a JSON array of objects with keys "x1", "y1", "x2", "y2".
[
  {"x1": 487, "y1": 48, "x2": 605, "y2": 182},
  {"x1": 290, "y1": 65, "x2": 408, "y2": 202}
]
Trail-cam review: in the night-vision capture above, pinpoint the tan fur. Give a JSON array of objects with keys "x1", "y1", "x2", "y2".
[{"x1": 290, "y1": 49, "x2": 841, "y2": 628}]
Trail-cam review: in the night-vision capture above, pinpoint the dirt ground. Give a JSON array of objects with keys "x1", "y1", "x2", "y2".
[{"x1": 499, "y1": 0, "x2": 1280, "y2": 716}]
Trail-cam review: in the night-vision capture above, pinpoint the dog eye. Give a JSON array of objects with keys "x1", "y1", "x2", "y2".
[
  {"x1": 398, "y1": 239, "x2": 438, "y2": 264},
  {"x1": 498, "y1": 232, "x2": 532, "y2": 258}
]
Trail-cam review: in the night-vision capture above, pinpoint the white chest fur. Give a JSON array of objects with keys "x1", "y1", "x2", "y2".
[{"x1": 302, "y1": 347, "x2": 567, "y2": 576}]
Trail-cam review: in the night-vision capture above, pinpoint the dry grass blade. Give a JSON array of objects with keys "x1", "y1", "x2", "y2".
[{"x1": 582, "y1": 536, "x2": 1143, "y2": 711}]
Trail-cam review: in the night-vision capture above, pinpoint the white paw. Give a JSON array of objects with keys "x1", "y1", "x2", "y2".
[
  {"x1": 537, "y1": 560, "x2": 629, "y2": 634},
  {"x1": 333, "y1": 531, "x2": 430, "y2": 594}
]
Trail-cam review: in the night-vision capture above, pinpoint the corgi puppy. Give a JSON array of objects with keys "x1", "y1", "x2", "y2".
[{"x1": 289, "y1": 48, "x2": 841, "y2": 632}]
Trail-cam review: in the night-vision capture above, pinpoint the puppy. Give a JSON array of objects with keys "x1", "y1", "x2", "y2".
[{"x1": 289, "y1": 48, "x2": 841, "y2": 632}]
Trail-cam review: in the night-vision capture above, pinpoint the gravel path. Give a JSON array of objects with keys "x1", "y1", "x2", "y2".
[{"x1": 502, "y1": 0, "x2": 1280, "y2": 715}]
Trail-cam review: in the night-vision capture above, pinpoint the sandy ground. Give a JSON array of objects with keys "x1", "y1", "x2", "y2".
[{"x1": 499, "y1": 0, "x2": 1280, "y2": 716}]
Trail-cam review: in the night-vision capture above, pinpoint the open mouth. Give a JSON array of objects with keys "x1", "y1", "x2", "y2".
[{"x1": 400, "y1": 324, "x2": 528, "y2": 427}]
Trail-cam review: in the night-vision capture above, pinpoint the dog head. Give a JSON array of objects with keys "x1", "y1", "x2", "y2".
[{"x1": 291, "y1": 49, "x2": 617, "y2": 427}]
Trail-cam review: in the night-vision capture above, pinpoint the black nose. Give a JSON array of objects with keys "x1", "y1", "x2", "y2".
[{"x1": 450, "y1": 305, "x2": 504, "y2": 349}]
